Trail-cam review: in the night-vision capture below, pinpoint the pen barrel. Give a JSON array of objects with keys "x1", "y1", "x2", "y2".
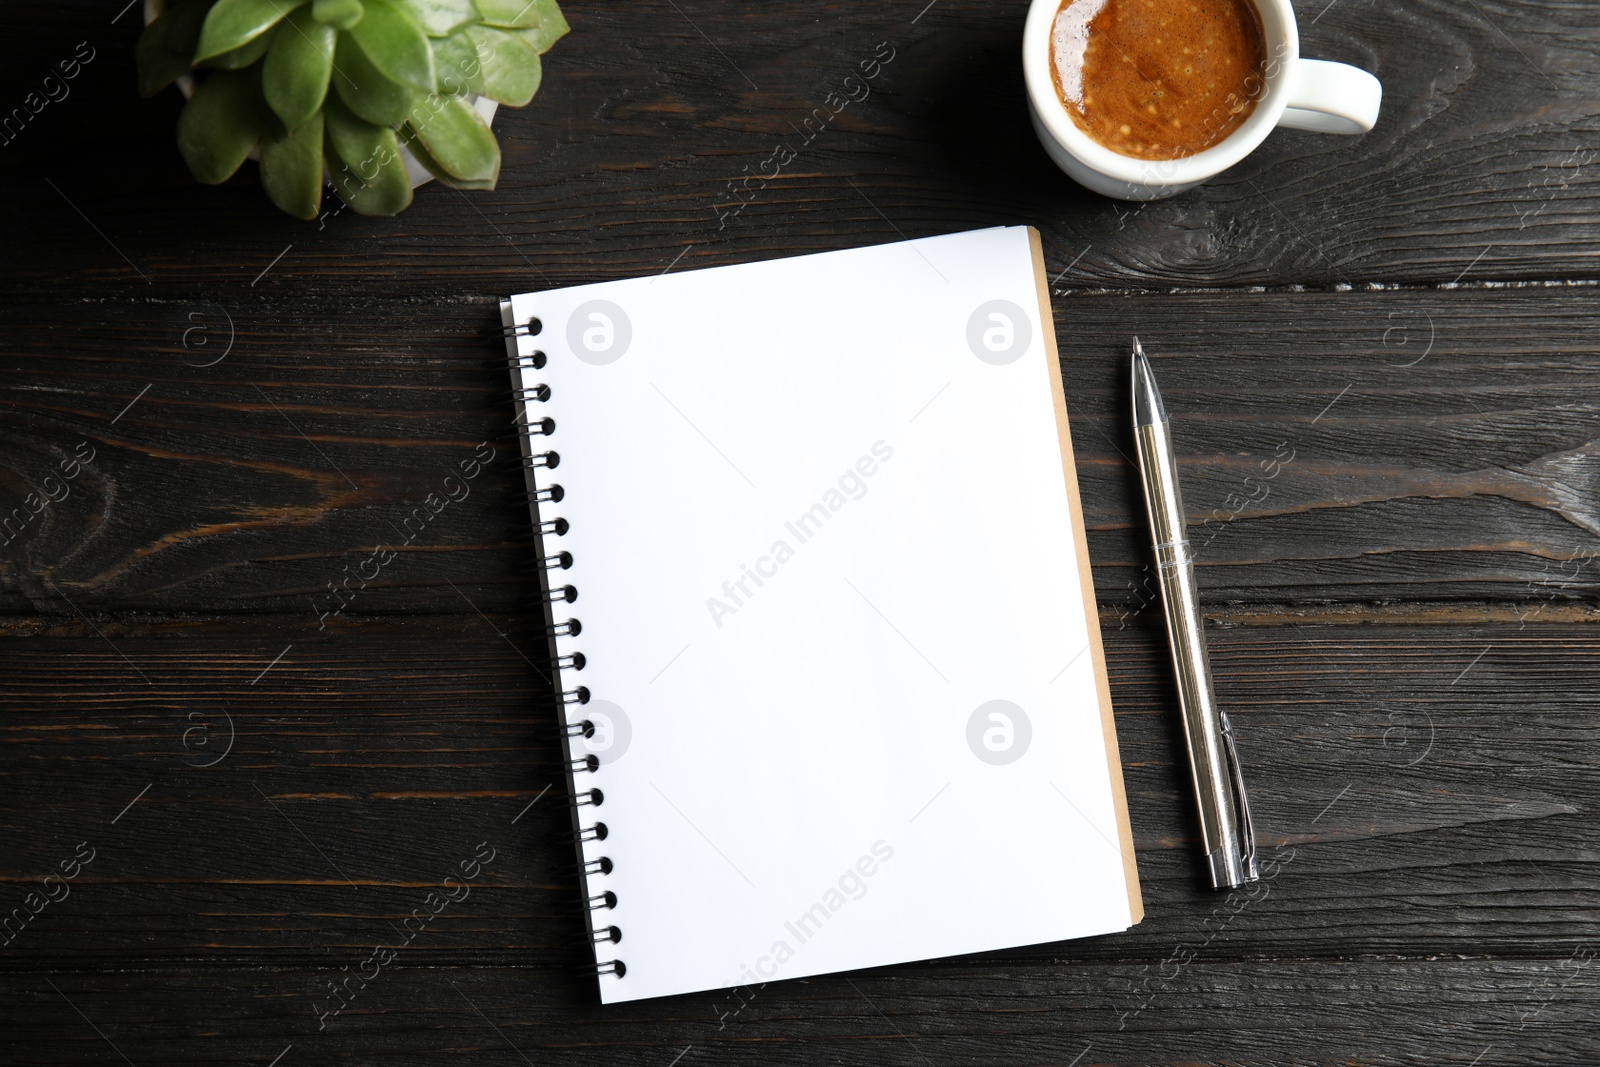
[{"x1": 1134, "y1": 420, "x2": 1255, "y2": 889}]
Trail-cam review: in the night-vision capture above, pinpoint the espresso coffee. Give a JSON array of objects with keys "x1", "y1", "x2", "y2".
[{"x1": 1050, "y1": 0, "x2": 1268, "y2": 161}]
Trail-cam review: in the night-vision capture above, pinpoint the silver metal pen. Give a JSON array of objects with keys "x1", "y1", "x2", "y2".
[{"x1": 1130, "y1": 338, "x2": 1258, "y2": 889}]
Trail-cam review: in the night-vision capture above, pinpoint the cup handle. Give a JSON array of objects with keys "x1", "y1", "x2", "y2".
[{"x1": 1278, "y1": 58, "x2": 1382, "y2": 135}]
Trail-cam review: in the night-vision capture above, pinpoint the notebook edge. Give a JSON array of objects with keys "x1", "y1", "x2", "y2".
[{"x1": 1025, "y1": 225, "x2": 1145, "y2": 927}]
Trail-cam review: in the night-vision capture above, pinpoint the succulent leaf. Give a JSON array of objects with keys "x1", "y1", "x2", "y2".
[
  {"x1": 401, "y1": 129, "x2": 497, "y2": 189},
  {"x1": 324, "y1": 93, "x2": 393, "y2": 179},
  {"x1": 404, "y1": 94, "x2": 499, "y2": 184},
  {"x1": 263, "y1": 8, "x2": 336, "y2": 127},
  {"x1": 461, "y1": 25, "x2": 540, "y2": 106},
  {"x1": 471, "y1": 0, "x2": 539, "y2": 29},
  {"x1": 312, "y1": 0, "x2": 364, "y2": 29},
  {"x1": 325, "y1": 105, "x2": 414, "y2": 215},
  {"x1": 330, "y1": 143, "x2": 415, "y2": 213},
  {"x1": 348, "y1": 0, "x2": 437, "y2": 91},
  {"x1": 332, "y1": 28, "x2": 418, "y2": 125},
  {"x1": 202, "y1": 30, "x2": 277, "y2": 69},
  {"x1": 500, "y1": 0, "x2": 566, "y2": 51},
  {"x1": 400, "y1": 0, "x2": 479, "y2": 37},
  {"x1": 429, "y1": 32, "x2": 481, "y2": 96},
  {"x1": 195, "y1": 0, "x2": 308, "y2": 63},
  {"x1": 260, "y1": 108, "x2": 326, "y2": 219},
  {"x1": 176, "y1": 67, "x2": 272, "y2": 185},
  {"x1": 135, "y1": 0, "x2": 209, "y2": 97}
]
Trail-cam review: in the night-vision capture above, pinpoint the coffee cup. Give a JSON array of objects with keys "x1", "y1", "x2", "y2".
[{"x1": 1023, "y1": 0, "x2": 1382, "y2": 201}]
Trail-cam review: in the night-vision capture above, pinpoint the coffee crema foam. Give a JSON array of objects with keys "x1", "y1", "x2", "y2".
[{"x1": 1050, "y1": 0, "x2": 1268, "y2": 161}]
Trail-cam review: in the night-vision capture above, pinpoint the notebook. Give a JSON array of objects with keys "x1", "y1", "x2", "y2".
[{"x1": 499, "y1": 225, "x2": 1142, "y2": 1004}]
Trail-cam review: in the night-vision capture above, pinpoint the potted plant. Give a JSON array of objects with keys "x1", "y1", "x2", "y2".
[{"x1": 137, "y1": 0, "x2": 567, "y2": 219}]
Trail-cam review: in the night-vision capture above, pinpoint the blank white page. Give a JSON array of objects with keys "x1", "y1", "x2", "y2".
[{"x1": 506, "y1": 226, "x2": 1141, "y2": 1004}]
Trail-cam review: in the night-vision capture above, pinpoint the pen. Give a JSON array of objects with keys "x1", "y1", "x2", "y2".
[{"x1": 1130, "y1": 338, "x2": 1259, "y2": 889}]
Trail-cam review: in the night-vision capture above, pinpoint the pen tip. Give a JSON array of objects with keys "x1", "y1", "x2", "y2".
[{"x1": 1130, "y1": 340, "x2": 1165, "y2": 426}]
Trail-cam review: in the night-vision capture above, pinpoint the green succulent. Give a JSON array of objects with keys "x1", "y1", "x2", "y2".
[{"x1": 137, "y1": 0, "x2": 567, "y2": 219}]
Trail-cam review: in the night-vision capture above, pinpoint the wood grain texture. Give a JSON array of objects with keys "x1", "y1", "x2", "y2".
[
  {"x1": 1, "y1": 0, "x2": 1599, "y2": 300},
  {"x1": 0, "y1": 626, "x2": 1595, "y2": 1066},
  {"x1": 4, "y1": 289, "x2": 1599, "y2": 614},
  {"x1": 2, "y1": 960, "x2": 1596, "y2": 1067}
]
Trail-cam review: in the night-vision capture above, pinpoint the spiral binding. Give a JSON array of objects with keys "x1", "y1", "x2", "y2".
[
  {"x1": 522, "y1": 451, "x2": 560, "y2": 470},
  {"x1": 501, "y1": 317, "x2": 544, "y2": 338},
  {"x1": 530, "y1": 485, "x2": 565, "y2": 504},
  {"x1": 500, "y1": 299, "x2": 623, "y2": 983},
  {"x1": 507, "y1": 384, "x2": 551, "y2": 403}
]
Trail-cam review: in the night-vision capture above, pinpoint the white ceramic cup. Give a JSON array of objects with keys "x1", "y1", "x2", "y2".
[{"x1": 1023, "y1": 0, "x2": 1382, "y2": 200}]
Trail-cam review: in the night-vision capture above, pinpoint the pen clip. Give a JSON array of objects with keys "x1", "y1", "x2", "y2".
[{"x1": 1217, "y1": 708, "x2": 1259, "y2": 881}]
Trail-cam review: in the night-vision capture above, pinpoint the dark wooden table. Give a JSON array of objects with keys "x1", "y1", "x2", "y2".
[{"x1": 3, "y1": 1, "x2": 1597, "y2": 1064}]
